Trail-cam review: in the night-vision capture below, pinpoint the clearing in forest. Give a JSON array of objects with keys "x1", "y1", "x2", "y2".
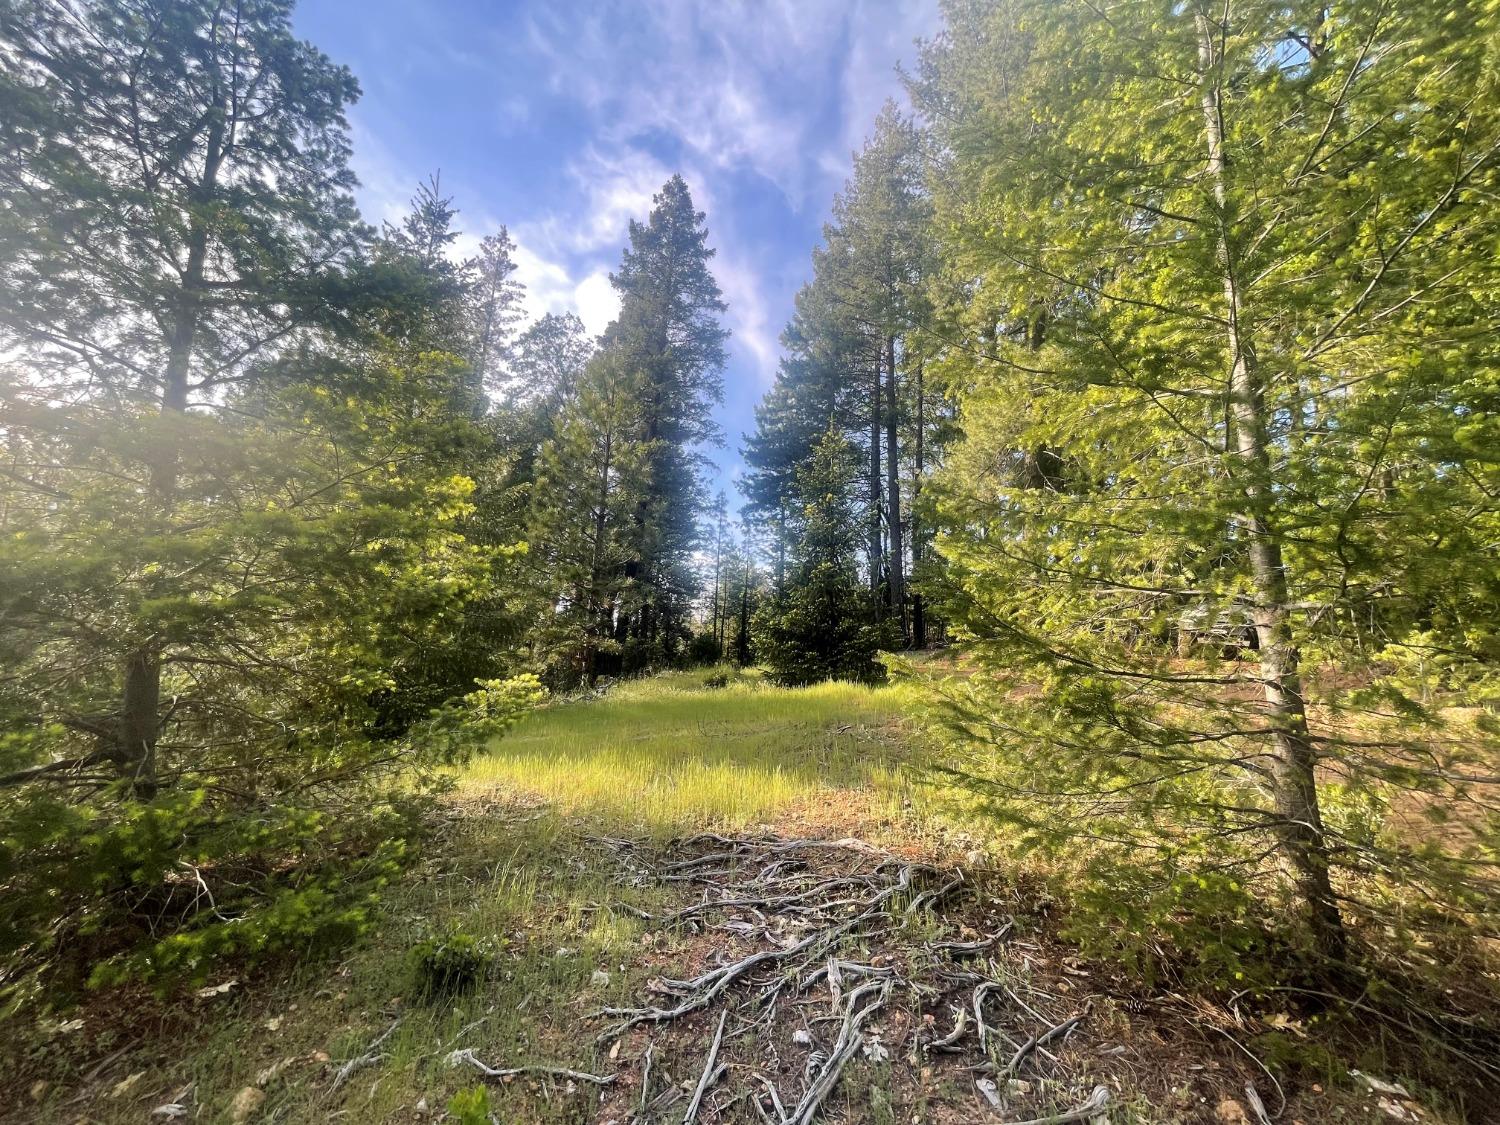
[{"x1": 7, "y1": 672, "x2": 1455, "y2": 1124}]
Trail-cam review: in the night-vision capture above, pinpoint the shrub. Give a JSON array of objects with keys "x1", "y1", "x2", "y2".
[
  {"x1": 407, "y1": 928, "x2": 497, "y2": 1000},
  {"x1": 447, "y1": 1085, "x2": 493, "y2": 1125}
]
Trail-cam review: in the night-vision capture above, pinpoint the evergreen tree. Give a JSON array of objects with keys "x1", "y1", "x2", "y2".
[
  {"x1": 0, "y1": 0, "x2": 537, "y2": 998},
  {"x1": 913, "y1": 0, "x2": 1500, "y2": 965},
  {"x1": 466, "y1": 228, "x2": 525, "y2": 405},
  {"x1": 525, "y1": 350, "x2": 646, "y2": 685},
  {"x1": 0, "y1": 0, "x2": 368, "y2": 794},
  {"x1": 755, "y1": 429, "x2": 892, "y2": 685},
  {"x1": 600, "y1": 175, "x2": 728, "y2": 667}
]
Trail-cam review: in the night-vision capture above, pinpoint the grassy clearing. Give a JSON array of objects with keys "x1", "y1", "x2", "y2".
[
  {"x1": 3, "y1": 671, "x2": 1474, "y2": 1125},
  {"x1": 3, "y1": 671, "x2": 936, "y2": 1125},
  {"x1": 457, "y1": 669, "x2": 922, "y2": 837}
]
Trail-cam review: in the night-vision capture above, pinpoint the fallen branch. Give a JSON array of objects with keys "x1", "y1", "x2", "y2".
[
  {"x1": 996, "y1": 1012, "x2": 1087, "y2": 1080},
  {"x1": 1006, "y1": 1084, "x2": 1111, "y2": 1125},
  {"x1": 447, "y1": 1048, "x2": 616, "y2": 1086},
  {"x1": 682, "y1": 1009, "x2": 729, "y2": 1124},
  {"x1": 930, "y1": 920, "x2": 1013, "y2": 958},
  {"x1": 786, "y1": 979, "x2": 891, "y2": 1125},
  {"x1": 594, "y1": 866, "x2": 915, "y2": 1040},
  {"x1": 928, "y1": 1006, "x2": 969, "y2": 1052},
  {"x1": 330, "y1": 1018, "x2": 400, "y2": 1091}
]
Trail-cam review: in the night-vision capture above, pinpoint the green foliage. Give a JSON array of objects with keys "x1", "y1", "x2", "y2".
[
  {"x1": 754, "y1": 430, "x2": 896, "y2": 685},
  {"x1": 910, "y1": 0, "x2": 1500, "y2": 982},
  {"x1": 447, "y1": 1085, "x2": 494, "y2": 1125},
  {"x1": 0, "y1": 0, "x2": 556, "y2": 1012},
  {"x1": 407, "y1": 928, "x2": 498, "y2": 1000}
]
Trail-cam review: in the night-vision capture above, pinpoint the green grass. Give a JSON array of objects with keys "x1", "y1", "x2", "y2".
[
  {"x1": 456, "y1": 668, "x2": 919, "y2": 835},
  {"x1": 9, "y1": 669, "x2": 931, "y2": 1125},
  {"x1": 7, "y1": 670, "x2": 1470, "y2": 1125}
]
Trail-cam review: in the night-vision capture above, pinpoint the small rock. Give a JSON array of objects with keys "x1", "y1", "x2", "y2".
[
  {"x1": 976, "y1": 1077, "x2": 1003, "y2": 1109},
  {"x1": 792, "y1": 1029, "x2": 813, "y2": 1046},
  {"x1": 1215, "y1": 1098, "x2": 1249, "y2": 1125},
  {"x1": 1352, "y1": 1071, "x2": 1412, "y2": 1099},
  {"x1": 590, "y1": 968, "x2": 611, "y2": 987},
  {"x1": 415, "y1": 1096, "x2": 430, "y2": 1115},
  {"x1": 229, "y1": 1085, "x2": 266, "y2": 1123},
  {"x1": 1007, "y1": 1079, "x2": 1034, "y2": 1096}
]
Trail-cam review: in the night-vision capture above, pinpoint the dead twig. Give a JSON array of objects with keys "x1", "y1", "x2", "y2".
[
  {"x1": 995, "y1": 1011, "x2": 1087, "y2": 1079},
  {"x1": 446, "y1": 1048, "x2": 616, "y2": 1086},
  {"x1": 330, "y1": 1018, "x2": 400, "y2": 1091},
  {"x1": 1005, "y1": 1084, "x2": 1111, "y2": 1124},
  {"x1": 682, "y1": 1009, "x2": 729, "y2": 1124},
  {"x1": 786, "y1": 979, "x2": 891, "y2": 1125},
  {"x1": 928, "y1": 1006, "x2": 969, "y2": 1052}
]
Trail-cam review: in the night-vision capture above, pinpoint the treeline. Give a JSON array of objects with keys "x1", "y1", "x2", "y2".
[
  {"x1": 744, "y1": 107, "x2": 944, "y2": 684},
  {"x1": 0, "y1": 0, "x2": 726, "y2": 1001},
  {"x1": 750, "y1": 0, "x2": 1499, "y2": 1002}
]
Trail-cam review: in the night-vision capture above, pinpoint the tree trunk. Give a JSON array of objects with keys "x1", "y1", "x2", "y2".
[
  {"x1": 736, "y1": 559, "x2": 752, "y2": 665},
  {"x1": 911, "y1": 357, "x2": 926, "y2": 649},
  {"x1": 884, "y1": 334, "x2": 906, "y2": 640},
  {"x1": 1197, "y1": 7, "x2": 1346, "y2": 961},
  {"x1": 585, "y1": 432, "x2": 614, "y2": 685},
  {"x1": 775, "y1": 503, "x2": 787, "y2": 595},
  {"x1": 868, "y1": 356, "x2": 884, "y2": 606},
  {"x1": 123, "y1": 114, "x2": 227, "y2": 798}
]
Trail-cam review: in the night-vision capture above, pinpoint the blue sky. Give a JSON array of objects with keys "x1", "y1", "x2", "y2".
[{"x1": 292, "y1": 0, "x2": 939, "y2": 507}]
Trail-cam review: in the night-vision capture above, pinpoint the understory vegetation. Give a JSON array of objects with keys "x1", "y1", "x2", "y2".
[
  {"x1": 2, "y1": 674, "x2": 1483, "y2": 1124},
  {"x1": 1, "y1": 0, "x2": 1497, "y2": 1120}
]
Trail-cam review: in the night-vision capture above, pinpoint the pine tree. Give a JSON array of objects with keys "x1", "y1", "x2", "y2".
[
  {"x1": 600, "y1": 175, "x2": 728, "y2": 666},
  {"x1": 913, "y1": 0, "x2": 1500, "y2": 964},
  {"x1": 755, "y1": 429, "x2": 892, "y2": 685},
  {"x1": 525, "y1": 351, "x2": 646, "y2": 685},
  {"x1": 466, "y1": 228, "x2": 525, "y2": 405},
  {"x1": 0, "y1": 0, "x2": 367, "y2": 794}
]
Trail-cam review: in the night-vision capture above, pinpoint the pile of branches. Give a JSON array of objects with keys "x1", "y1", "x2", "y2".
[{"x1": 586, "y1": 833, "x2": 1108, "y2": 1123}]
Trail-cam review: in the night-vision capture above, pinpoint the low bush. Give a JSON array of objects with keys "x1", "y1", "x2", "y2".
[{"x1": 407, "y1": 928, "x2": 497, "y2": 1000}]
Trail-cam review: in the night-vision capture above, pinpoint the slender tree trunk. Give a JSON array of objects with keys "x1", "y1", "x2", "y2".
[
  {"x1": 884, "y1": 334, "x2": 906, "y2": 640},
  {"x1": 1197, "y1": 7, "x2": 1345, "y2": 961},
  {"x1": 736, "y1": 558, "x2": 752, "y2": 665},
  {"x1": 584, "y1": 432, "x2": 614, "y2": 685},
  {"x1": 775, "y1": 503, "x2": 787, "y2": 594},
  {"x1": 911, "y1": 357, "x2": 926, "y2": 649},
  {"x1": 124, "y1": 116, "x2": 227, "y2": 798},
  {"x1": 868, "y1": 355, "x2": 884, "y2": 606}
]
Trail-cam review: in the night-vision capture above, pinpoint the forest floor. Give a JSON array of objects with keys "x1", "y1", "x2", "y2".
[{"x1": 5, "y1": 671, "x2": 1473, "y2": 1125}]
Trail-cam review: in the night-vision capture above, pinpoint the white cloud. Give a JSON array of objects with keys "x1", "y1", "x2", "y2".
[
  {"x1": 572, "y1": 270, "x2": 621, "y2": 336},
  {"x1": 530, "y1": 0, "x2": 938, "y2": 201},
  {"x1": 513, "y1": 146, "x2": 668, "y2": 261},
  {"x1": 712, "y1": 249, "x2": 777, "y2": 385}
]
